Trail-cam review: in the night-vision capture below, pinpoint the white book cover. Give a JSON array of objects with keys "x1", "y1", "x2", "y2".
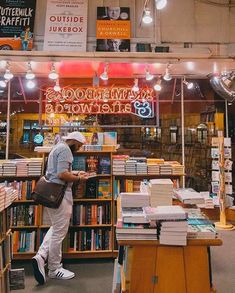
[
  {"x1": 225, "y1": 184, "x2": 233, "y2": 195},
  {"x1": 212, "y1": 171, "x2": 220, "y2": 181},
  {"x1": 224, "y1": 137, "x2": 231, "y2": 147},
  {"x1": 225, "y1": 172, "x2": 232, "y2": 183},
  {"x1": 211, "y1": 182, "x2": 219, "y2": 194},
  {"x1": 212, "y1": 160, "x2": 219, "y2": 170},
  {"x1": 211, "y1": 148, "x2": 219, "y2": 159},
  {"x1": 224, "y1": 159, "x2": 233, "y2": 171}
]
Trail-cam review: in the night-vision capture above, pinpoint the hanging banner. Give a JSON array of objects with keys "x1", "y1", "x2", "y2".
[
  {"x1": 43, "y1": 0, "x2": 88, "y2": 51},
  {"x1": 96, "y1": 7, "x2": 130, "y2": 52},
  {"x1": 45, "y1": 86, "x2": 155, "y2": 124},
  {"x1": 0, "y1": 0, "x2": 36, "y2": 51}
]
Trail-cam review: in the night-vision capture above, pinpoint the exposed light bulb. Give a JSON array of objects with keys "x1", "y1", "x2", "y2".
[
  {"x1": 0, "y1": 80, "x2": 7, "y2": 88},
  {"x1": 49, "y1": 64, "x2": 59, "y2": 80},
  {"x1": 25, "y1": 62, "x2": 35, "y2": 80},
  {"x1": 154, "y1": 79, "x2": 162, "y2": 91},
  {"x1": 100, "y1": 64, "x2": 109, "y2": 81},
  {"x1": 132, "y1": 78, "x2": 139, "y2": 92},
  {"x1": 146, "y1": 69, "x2": 154, "y2": 81},
  {"x1": 142, "y1": 9, "x2": 153, "y2": 24},
  {"x1": 100, "y1": 71, "x2": 108, "y2": 81},
  {"x1": 154, "y1": 83, "x2": 162, "y2": 91},
  {"x1": 183, "y1": 78, "x2": 194, "y2": 90},
  {"x1": 25, "y1": 70, "x2": 35, "y2": 80},
  {"x1": 155, "y1": 0, "x2": 167, "y2": 10},
  {"x1": 4, "y1": 69, "x2": 13, "y2": 80},
  {"x1": 187, "y1": 82, "x2": 194, "y2": 89},
  {"x1": 54, "y1": 80, "x2": 61, "y2": 92},
  {"x1": 26, "y1": 80, "x2": 36, "y2": 89}
]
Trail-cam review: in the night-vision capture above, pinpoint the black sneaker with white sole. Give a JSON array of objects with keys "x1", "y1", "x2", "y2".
[{"x1": 32, "y1": 254, "x2": 46, "y2": 285}]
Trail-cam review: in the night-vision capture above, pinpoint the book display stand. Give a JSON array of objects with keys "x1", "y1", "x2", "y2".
[{"x1": 212, "y1": 133, "x2": 234, "y2": 230}]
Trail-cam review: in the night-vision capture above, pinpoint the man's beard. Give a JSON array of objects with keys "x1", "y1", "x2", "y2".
[{"x1": 69, "y1": 144, "x2": 77, "y2": 154}]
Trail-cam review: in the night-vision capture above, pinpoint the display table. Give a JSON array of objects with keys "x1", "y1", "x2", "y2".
[{"x1": 118, "y1": 237, "x2": 222, "y2": 293}]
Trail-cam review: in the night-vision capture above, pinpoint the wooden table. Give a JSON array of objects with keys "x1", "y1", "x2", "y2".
[{"x1": 118, "y1": 238, "x2": 222, "y2": 293}]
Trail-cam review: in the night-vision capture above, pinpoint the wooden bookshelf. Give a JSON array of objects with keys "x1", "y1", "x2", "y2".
[{"x1": 6, "y1": 151, "x2": 185, "y2": 260}]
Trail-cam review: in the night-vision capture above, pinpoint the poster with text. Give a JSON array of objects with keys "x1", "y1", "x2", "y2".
[
  {"x1": 43, "y1": 0, "x2": 88, "y2": 52},
  {"x1": 96, "y1": 7, "x2": 130, "y2": 52},
  {"x1": 0, "y1": 0, "x2": 36, "y2": 51}
]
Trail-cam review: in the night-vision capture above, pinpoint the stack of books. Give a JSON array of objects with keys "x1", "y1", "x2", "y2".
[
  {"x1": 27, "y1": 159, "x2": 43, "y2": 176},
  {"x1": 9, "y1": 268, "x2": 25, "y2": 290},
  {"x1": 172, "y1": 163, "x2": 184, "y2": 175},
  {"x1": 136, "y1": 162, "x2": 148, "y2": 175},
  {"x1": 112, "y1": 155, "x2": 129, "y2": 175},
  {"x1": 3, "y1": 161, "x2": 16, "y2": 176},
  {"x1": 125, "y1": 159, "x2": 137, "y2": 175},
  {"x1": 0, "y1": 161, "x2": 3, "y2": 176},
  {"x1": 0, "y1": 184, "x2": 18, "y2": 212},
  {"x1": 116, "y1": 219, "x2": 157, "y2": 240},
  {"x1": 143, "y1": 205, "x2": 187, "y2": 245},
  {"x1": 173, "y1": 188, "x2": 205, "y2": 205},
  {"x1": 120, "y1": 192, "x2": 150, "y2": 208},
  {"x1": 187, "y1": 218, "x2": 217, "y2": 239},
  {"x1": 148, "y1": 179, "x2": 173, "y2": 206},
  {"x1": 15, "y1": 160, "x2": 28, "y2": 177},
  {"x1": 159, "y1": 163, "x2": 172, "y2": 175},
  {"x1": 147, "y1": 163, "x2": 160, "y2": 175},
  {"x1": 159, "y1": 220, "x2": 188, "y2": 246},
  {"x1": 121, "y1": 208, "x2": 149, "y2": 224}
]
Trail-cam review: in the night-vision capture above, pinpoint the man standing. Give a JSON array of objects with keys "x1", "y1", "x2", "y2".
[{"x1": 32, "y1": 131, "x2": 87, "y2": 285}]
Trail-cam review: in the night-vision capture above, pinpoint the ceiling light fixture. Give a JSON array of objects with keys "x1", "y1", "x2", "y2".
[
  {"x1": 54, "y1": 79, "x2": 61, "y2": 92},
  {"x1": 183, "y1": 77, "x2": 194, "y2": 90},
  {"x1": 132, "y1": 78, "x2": 139, "y2": 92},
  {"x1": 4, "y1": 62, "x2": 13, "y2": 80},
  {"x1": 142, "y1": 8, "x2": 153, "y2": 24},
  {"x1": 25, "y1": 62, "x2": 35, "y2": 80},
  {"x1": 100, "y1": 64, "x2": 109, "y2": 81},
  {"x1": 26, "y1": 80, "x2": 36, "y2": 89},
  {"x1": 163, "y1": 64, "x2": 172, "y2": 81},
  {"x1": 154, "y1": 79, "x2": 162, "y2": 91},
  {"x1": 155, "y1": 0, "x2": 167, "y2": 10},
  {"x1": 49, "y1": 63, "x2": 59, "y2": 80},
  {"x1": 145, "y1": 66, "x2": 154, "y2": 81}
]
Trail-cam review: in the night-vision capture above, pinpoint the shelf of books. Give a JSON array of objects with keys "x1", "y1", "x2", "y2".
[
  {"x1": 0, "y1": 183, "x2": 19, "y2": 293},
  {"x1": 1, "y1": 131, "x2": 185, "y2": 261}
]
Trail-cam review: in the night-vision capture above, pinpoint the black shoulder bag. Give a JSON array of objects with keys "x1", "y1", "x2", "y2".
[{"x1": 31, "y1": 155, "x2": 67, "y2": 209}]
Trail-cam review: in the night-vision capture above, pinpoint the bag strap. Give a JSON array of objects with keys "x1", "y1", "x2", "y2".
[{"x1": 44, "y1": 151, "x2": 68, "y2": 188}]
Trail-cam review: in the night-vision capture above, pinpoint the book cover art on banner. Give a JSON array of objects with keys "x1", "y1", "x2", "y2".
[
  {"x1": 0, "y1": 0, "x2": 36, "y2": 51},
  {"x1": 43, "y1": 0, "x2": 88, "y2": 51},
  {"x1": 96, "y1": 6, "x2": 130, "y2": 52}
]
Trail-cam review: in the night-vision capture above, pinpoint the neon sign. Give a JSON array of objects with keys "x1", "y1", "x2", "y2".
[{"x1": 45, "y1": 86, "x2": 155, "y2": 118}]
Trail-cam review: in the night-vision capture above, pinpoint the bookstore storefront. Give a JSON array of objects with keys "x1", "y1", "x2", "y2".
[{"x1": 0, "y1": 57, "x2": 232, "y2": 193}]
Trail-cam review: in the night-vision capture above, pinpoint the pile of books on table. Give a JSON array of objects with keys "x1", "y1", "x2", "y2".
[
  {"x1": 144, "y1": 205, "x2": 188, "y2": 246},
  {"x1": 173, "y1": 188, "x2": 205, "y2": 205},
  {"x1": 148, "y1": 179, "x2": 173, "y2": 206}
]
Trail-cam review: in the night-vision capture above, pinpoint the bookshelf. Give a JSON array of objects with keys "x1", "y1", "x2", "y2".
[
  {"x1": 0, "y1": 203, "x2": 14, "y2": 292},
  {"x1": 2, "y1": 150, "x2": 184, "y2": 260}
]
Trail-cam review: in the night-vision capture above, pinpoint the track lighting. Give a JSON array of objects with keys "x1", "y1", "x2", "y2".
[
  {"x1": 155, "y1": 0, "x2": 167, "y2": 10},
  {"x1": 183, "y1": 78, "x2": 194, "y2": 90},
  {"x1": 25, "y1": 62, "x2": 35, "y2": 80},
  {"x1": 145, "y1": 67, "x2": 154, "y2": 81},
  {"x1": 163, "y1": 64, "x2": 172, "y2": 81},
  {"x1": 132, "y1": 78, "x2": 139, "y2": 92},
  {"x1": 0, "y1": 80, "x2": 7, "y2": 88},
  {"x1": 154, "y1": 79, "x2": 162, "y2": 91},
  {"x1": 54, "y1": 79, "x2": 61, "y2": 92},
  {"x1": 4, "y1": 63, "x2": 13, "y2": 80},
  {"x1": 100, "y1": 64, "x2": 109, "y2": 81},
  {"x1": 142, "y1": 9, "x2": 153, "y2": 24},
  {"x1": 26, "y1": 80, "x2": 36, "y2": 89},
  {"x1": 49, "y1": 63, "x2": 59, "y2": 80}
]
